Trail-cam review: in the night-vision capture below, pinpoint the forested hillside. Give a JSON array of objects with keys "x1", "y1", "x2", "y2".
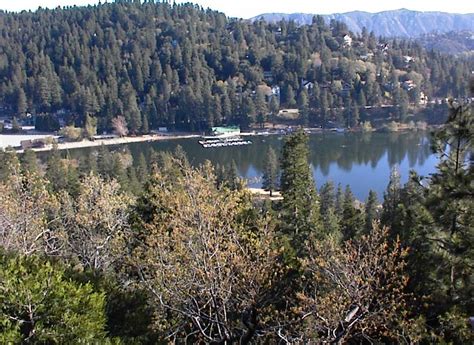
[
  {"x1": 419, "y1": 30, "x2": 474, "y2": 54},
  {"x1": 0, "y1": 1, "x2": 472, "y2": 133}
]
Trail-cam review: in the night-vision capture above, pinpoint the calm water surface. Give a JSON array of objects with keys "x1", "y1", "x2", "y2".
[{"x1": 67, "y1": 131, "x2": 438, "y2": 201}]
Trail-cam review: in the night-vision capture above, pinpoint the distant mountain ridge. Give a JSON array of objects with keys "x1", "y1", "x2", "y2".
[{"x1": 251, "y1": 9, "x2": 474, "y2": 38}]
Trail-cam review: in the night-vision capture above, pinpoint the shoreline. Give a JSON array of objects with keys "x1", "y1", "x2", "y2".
[
  {"x1": 9, "y1": 126, "x2": 432, "y2": 153},
  {"x1": 15, "y1": 133, "x2": 201, "y2": 153}
]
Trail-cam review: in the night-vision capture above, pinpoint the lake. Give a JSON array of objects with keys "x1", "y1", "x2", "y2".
[{"x1": 65, "y1": 131, "x2": 438, "y2": 201}]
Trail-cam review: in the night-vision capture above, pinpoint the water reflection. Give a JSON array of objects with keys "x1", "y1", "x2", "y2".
[{"x1": 66, "y1": 131, "x2": 438, "y2": 200}]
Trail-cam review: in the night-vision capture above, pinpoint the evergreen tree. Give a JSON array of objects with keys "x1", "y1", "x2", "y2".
[
  {"x1": 297, "y1": 89, "x2": 309, "y2": 125},
  {"x1": 280, "y1": 130, "x2": 320, "y2": 248},
  {"x1": 45, "y1": 145, "x2": 69, "y2": 193},
  {"x1": 0, "y1": 253, "x2": 108, "y2": 343},
  {"x1": 255, "y1": 89, "x2": 268, "y2": 128},
  {"x1": 16, "y1": 87, "x2": 27, "y2": 116},
  {"x1": 141, "y1": 112, "x2": 150, "y2": 134},
  {"x1": 241, "y1": 95, "x2": 256, "y2": 128},
  {"x1": 11, "y1": 117, "x2": 21, "y2": 133},
  {"x1": 284, "y1": 85, "x2": 296, "y2": 108},
  {"x1": 319, "y1": 181, "x2": 340, "y2": 237},
  {"x1": 419, "y1": 98, "x2": 474, "y2": 342},
  {"x1": 335, "y1": 183, "x2": 344, "y2": 216},
  {"x1": 21, "y1": 149, "x2": 39, "y2": 175},
  {"x1": 262, "y1": 147, "x2": 279, "y2": 196},
  {"x1": 136, "y1": 152, "x2": 149, "y2": 184},
  {"x1": 84, "y1": 114, "x2": 97, "y2": 139},
  {"x1": 125, "y1": 90, "x2": 142, "y2": 134},
  {"x1": 381, "y1": 166, "x2": 402, "y2": 230},
  {"x1": 393, "y1": 86, "x2": 409, "y2": 122},
  {"x1": 364, "y1": 190, "x2": 378, "y2": 234},
  {"x1": 340, "y1": 185, "x2": 363, "y2": 240},
  {"x1": 226, "y1": 160, "x2": 241, "y2": 191},
  {"x1": 269, "y1": 95, "x2": 280, "y2": 121}
]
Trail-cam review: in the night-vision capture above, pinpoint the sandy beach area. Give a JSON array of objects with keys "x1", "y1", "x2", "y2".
[{"x1": 13, "y1": 133, "x2": 200, "y2": 153}]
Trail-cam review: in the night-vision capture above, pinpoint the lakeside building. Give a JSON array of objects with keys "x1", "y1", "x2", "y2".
[{"x1": 209, "y1": 126, "x2": 241, "y2": 138}]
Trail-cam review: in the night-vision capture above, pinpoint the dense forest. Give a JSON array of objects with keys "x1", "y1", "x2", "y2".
[
  {"x1": 0, "y1": 1, "x2": 472, "y2": 133},
  {"x1": 0, "y1": 92, "x2": 472, "y2": 342}
]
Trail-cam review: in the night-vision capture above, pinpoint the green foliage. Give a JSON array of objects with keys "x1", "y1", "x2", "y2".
[
  {"x1": 361, "y1": 120, "x2": 373, "y2": 132},
  {"x1": 59, "y1": 125, "x2": 82, "y2": 141},
  {"x1": 20, "y1": 149, "x2": 39, "y2": 175},
  {"x1": 84, "y1": 114, "x2": 98, "y2": 139},
  {"x1": 340, "y1": 185, "x2": 363, "y2": 240},
  {"x1": 0, "y1": 252, "x2": 108, "y2": 343},
  {"x1": 280, "y1": 130, "x2": 320, "y2": 248},
  {"x1": 262, "y1": 147, "x2": 279, "y2": 196},
  {"x1": 319, "y1": 181, "x2": 341, "y2": 237},
  {"x1": 383, "y1": 98, "x2": 473, "y2": 343},
  {"x1": 364, "y1": 190, "x2": 379, "y2": 234},
  {"x1": 11, "y1": 117, "x2": 21, "y2": 133}
]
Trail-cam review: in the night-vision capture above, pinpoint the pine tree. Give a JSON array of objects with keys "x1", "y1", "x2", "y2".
[
  {"x1": 284, "y1": 85, "x2": 296, "y2": 108},
  {"x1": 381, "y1": 166, "x2": 402, "y2": 230},
  {"x1": 45, "y1": 145, "x2": 69, "y2": 193},
  {"x1": 364, "y1": 190, "x2": 378, "y2": 234},
  {"x1": 335, "y1": 183, "x2": 344, "y2": 216},
  {"x1": 241, "y1": 95, "x2": 256, "y2": 128},
  {"x1": 21, "y1": 149, "x2": 39, "y2": 175},
  {"x1": 340, "y1": 185, "x2": 363, "y2": 240},
  {"x1": 125, "y1": 90, "x2": 142, "y2": 134},
  {"x1": 226, "y1": 160, "x2": 241, "y2": 191},
  {"x1": 297, "y1": 89, "x2": 309, "y2": 125},
  {"x1": 136, "y1": 152, "x2": 149, "y2": 184},
  {"x1": 255, "y1": 88, "x2": 268, "y2": 128},
  {"x1": 419, "y1": 98, "x2": 474, "y2": 342},
  {"x1": 0, "y1": 253, "x2": 108, "y2": 343},
  {"x1": 319, "y1": 181, "x2": 340, "y2": 237},
  {"x1": 269, "y1": 95, "x2": 280, "y2": 122},
  {"x1": 16, "y1": 87, "x2": 27, "y2": 116},
  {"x1": 262, "y1": 147, "x2": 279, "y2": 196},
  {"x1": 141, "y1": 112, "x2": 149, "y2": 134},
  {"x1": 280, "y1": 130, "x2": 320, "y2": 248},
  {"x1": 84, "y1": 114, "x2": 97, "y2": 139}
]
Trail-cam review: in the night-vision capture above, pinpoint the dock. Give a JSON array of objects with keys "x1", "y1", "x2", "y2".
[{"x1": 198, "y1": 137, "x2": 252, "y2": 148}]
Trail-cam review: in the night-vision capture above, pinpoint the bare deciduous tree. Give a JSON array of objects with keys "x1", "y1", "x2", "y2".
[
  {"x1": 133, "y1": 162, "x2": 282, "y2": 343},
  {"x1": 112, "y1": 116, "x2": 128, "y2": 137},
  {"x1": 59, "y1": 173, "x2": 133, "y2": 271},
  {"x1": 295, "y1": 222, "x2": 419, "y2": 343},
  {"x1": 0, "y1": 164, "x2": 63, "y2": 256}
]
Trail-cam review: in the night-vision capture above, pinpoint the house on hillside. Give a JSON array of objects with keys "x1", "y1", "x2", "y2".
[
  {"x1": 402, "y1": 80, "x2": 416, "y2": 91},
  {"x1": 343, "y1": 34, "x2": 352, "y2": 47},
  {"x1": 271, "y1": 86, "x2": 280, "y2": 96},
  {"x1": 420, "y1": 92, "x2": 428, "y2": 105},
  {"x1": 302, "y1": 80, "x2": 315, "y2": 90}
]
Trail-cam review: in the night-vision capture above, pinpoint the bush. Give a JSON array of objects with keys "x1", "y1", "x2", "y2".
[
  {"x1": 0, "y1": 252, "x2": 108, "y2": 343},
  {"x1": 385, "y1": 121, "x2": 400, "y2": 132},
  {"x1": 59, "y1": 125, "x2": 83, "y2": 141},
  {"x1": 361, "y1": 121, "x2": 373, "y2": 132}
]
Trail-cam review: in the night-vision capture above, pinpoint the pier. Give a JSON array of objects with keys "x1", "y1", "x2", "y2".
[{"x1": 198, "y1": 137, "x2": 252, "y2": 148}]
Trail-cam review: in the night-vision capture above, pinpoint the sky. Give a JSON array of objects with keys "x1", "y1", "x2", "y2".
[{"x1": 1, "y1": 0, "x2": 473, "y2": 18}]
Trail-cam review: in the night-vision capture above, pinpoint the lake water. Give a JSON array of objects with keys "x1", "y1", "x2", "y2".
[{"x1": 66, "y1": 131, "x2": 438, "y2": 201}]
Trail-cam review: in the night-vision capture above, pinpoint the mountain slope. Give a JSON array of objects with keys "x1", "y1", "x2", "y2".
[{"x1": 252, "y1": 9, "x2": 474, "y2": 38}]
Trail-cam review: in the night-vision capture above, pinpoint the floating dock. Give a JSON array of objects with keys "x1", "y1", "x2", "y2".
[{"x1": 198, "y1": 137, "x2": 252, "y2": 148}]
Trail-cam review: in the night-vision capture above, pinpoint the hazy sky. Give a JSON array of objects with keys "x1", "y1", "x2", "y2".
[{"x1": 2, "y1": 0, "x2": 473, "y2": 18}]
